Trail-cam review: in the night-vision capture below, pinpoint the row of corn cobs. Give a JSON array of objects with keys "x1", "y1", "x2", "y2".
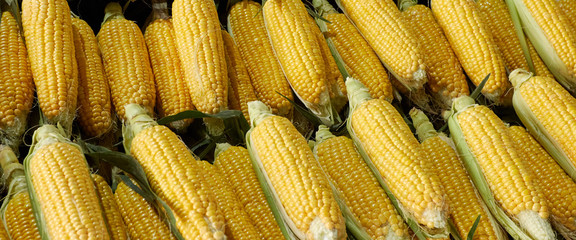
[{"x1": 0, "y1": 0, "x2": 576, "y2": 239}]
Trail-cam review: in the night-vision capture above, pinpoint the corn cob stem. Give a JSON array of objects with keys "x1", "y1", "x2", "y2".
[
  {"x1": 0, "y1": 146, "x2": 26, "y2": 194},
  {"x1": 151, "y1": 0, "x2": 169, "y2": 20}
]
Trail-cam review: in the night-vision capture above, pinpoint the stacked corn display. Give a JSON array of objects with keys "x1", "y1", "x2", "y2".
[{"x1": 2, "y1": 0, "x2": 576, "y2": 239}]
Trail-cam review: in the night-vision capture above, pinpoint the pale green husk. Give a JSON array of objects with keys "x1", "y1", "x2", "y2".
[
  {"x1": 447, "y1": 96, "x2": 549, "y2": 240},
  {"x1": 507, "y1": 0, "x2": 576, "y2": 91},
  {"x1": 509, "y1": 70, "x2": 576, "y2": 182},
  {"x1": 345, "y1": 78, "x2": 445, "y2": 240}
]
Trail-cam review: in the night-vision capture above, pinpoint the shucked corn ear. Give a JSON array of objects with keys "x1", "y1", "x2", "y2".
[
  {"x1": 213, "y1": 144, "x2": 284, "y2": 240},
  {"x1": 509, "y1": 69, "x2": 576, "y2": 182},
  {"x1": 24, "y1": 125, "x2": 109, "y2": 239},
  {"x1": 115, "y1": 179, "x2": 176, "y2": 240},
  {"x1": 71, "y1": 17, "x2": 113, "y2": 138},
  {"x1": 509, "y1": 0, "x2": 576, "y2": 91},
  {"x1": 173, "y1": 0, "x2": 228, "y2": 114},
  {"x1": 508, "y1": 125, "x2": 576, "y2": 239},
  {"x1": 145, "y1": 18, "x2": 194, "y2": 132},
  {"x1": 410, "y1": 109, "x2": 506, "y2": 240},
  {"x1": 526, "y1": 39, "x2": 553, "y2": 78},
  {"x1": 558, "y1": 0, "x2": 576, "y2": 28},
  {"x1": 476, "y1": 0, "x2": 529, "y2": 72},
  {"x1": 22, "y1": 0, "x2": 78, "y2": 131},
  {"x1": 91, "y1": 174, "x2": 129, "y2": 240},
  {"x1": 345, "y1": 78, "x2": 448, "y2": 235},
  {"x1": 123, "y1": 104, "x2": 226, "y2": 240},
  {"x1": 313, "y1": 126, "x2": 410, "y2": 239},
  {"x1": 98, "y1": 2, "x2": 156, "y2": 120},
  {"x1": 0, "y1": 11, "x2": 34, "y2": 148},
  {"x1": 311, "y1": 1, "x2": 393, "y2": 102},
  {"x1": 227, "y1": 0, "x2": 293, "y2": 116},
  {"x1": 447, "y1": 95, "x2": 554, "y2": 240},
  {"x1": 263, "y1": 0, "x2": 335, "y2": 125},
  {"x1": 431, "y1": 0, "x2": 510, "y2": 104},
  {"x1": 198, "y1": 161, "x2": 261, "y2": 240},
  {"x1": 399, "y1": 0, "x2": 469, "y2": 108},
  {"x1": 221, "y1": 30, "x2": 258, "y2": 122},
  {"x1": 246, "y1": 101, "x2": 346, "y2": 239},
  {"x1": 0, "y1": 146, "x2": 41, "y2": 240},
  {"x1": 337, "y1": 0, "x2": 427, "y2": 90}
]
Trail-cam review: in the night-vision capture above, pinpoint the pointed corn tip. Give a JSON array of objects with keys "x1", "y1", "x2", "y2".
[
  {"x1": 517, "y1": 210, "x2": 555, "y2": 240},
  {"x1": 509, "y1": 68, "x2": 533, "y2": 88}
]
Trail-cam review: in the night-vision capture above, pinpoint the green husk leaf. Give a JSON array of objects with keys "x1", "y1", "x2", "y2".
[
  {"x1": 448, "y1": 107, "x2": 535, "y2": 240},
  {"x1": 277, "y1": 91, "x2": 324, "y2": 127},
  {"x1": 512, "y1": 89, "x2": 576, "y2": 182},
  {"x1": 245, "y1": 130, "x2": 296, "y2": 240},
  {"x1": 470, "y1": 73, "x2": 490, "y2": 100},
  {"x1": 508, "y1": 0, "x2": 576, "y2": 91},
  {"x1": 503, "y1": 0, "x2": 535, "y2": 73},
  {"x1": 467, "y1": 215, "x2": 482, "y2": 240}
]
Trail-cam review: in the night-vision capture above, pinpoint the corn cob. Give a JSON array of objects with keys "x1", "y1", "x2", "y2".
[
  {"x1": 25, "y1": 125, "x2": 109, "y2": 239},
  {"x1": 431, "y1": 0, "x2": 510, "y2": 104},
  {"x1": 526, "y1": 39, "x2": 553, "y2": 78},
  {"x1": 0, "y1": 11, "x2": 34, "y2": 148},
  {"x1": 145, "y1": 18, "x2": 194, "y2": 132},
  {"x1": 213, "y1": 143, "x2": 284, "y2": 240},
  {"x1": 476, "y1": 0, "x2": 529, "y2": 72},
  {"x1": 198, "y1": 161, "x2": 262, "y2": 240},
  {"x1": 410, "y1": 109, "x2": 506, "y2": 240},
  {"x1": 71, "y1": 17, "x2": 113, "y2": 138},
  {"x1": 509, "y1": 69, "x2": 576, "y2": 182},
  {"x1": 510, "y1": 0, "x2": 576, "y2": 91},
  {"x1": 346, "y1": 78, "x2": 448, "y2": 233},
  {"x1": 227, "y1": 0, "x2": 293, "y2": 116},
  {"x1": 123, "y1": 104, "x2": 225, "y2": 240},
  {"x1": 312, "y1": 4, "x2": 393, "y2": 102},
  {"x1": 221, "y1": 30, "x2": 258, "y2": 122},
  {"x1": 21, "y1": 0, "x2": 78, "y2": 131},
  {"x1": 263, "y1": 0, "x2": 334, "y2": 125},
  {"x1": 92, "y1": 174, "x2": 129, "y2": 240},
  {"x1": 558, "y1": 0, "x2": 576, "y2": 28},
  {"x1": 0, "y1": 224, "x2": 7, "y2": 240},
  {"x1": 247, "y1": 101, "x2": 346, "y2": 239},
  {"x1": 98, "y1": 2, "x2": 156, "y2": 120},
  {"x1": 115, "y1": 179, "x2": 176, "y2": 240},
  {"x1": 399, "y1": 0, "x2": 469, "y2": 108},
  {"x1": 0, "y1": 146, "x2": 41, "y2": 240},
  {"x1": 508, "y1": 125, "x2": 576, "y2": 239},
  {"x1": 448, "y1": 96, "x2": 554, "y2": 239},
  {"x1": 337, "y1": 0, "x2": 427, "y2": 89},
  {"x1": 307, "y1": 15, "x2": 347, "y2": 111},
  {"x1": 172, "y1": 0, "x2": 228, "y2": 115},
  {"x1": 313, "y1": 126, "x2": 410, "y2": 239}
]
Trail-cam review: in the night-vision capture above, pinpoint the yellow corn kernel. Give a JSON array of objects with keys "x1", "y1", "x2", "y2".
[
  {"x1": 22, "y1": 0, "x2": 78, "y2": 130},
  {"x1": 400, "y1": 2, "x2": 469, "y2": 108},
  {"x1": 314, "y1": 127, "x2": 410, "y2": 239},
  {"x1": 248, "y1": 101, "x2": 346, "y2": 239},
  {"x1": 27, "y1": 125, "x2": 109, "y2": 239},
  {"x1": 338, "y1": 0, "x2": 427, "y2": 89},
  {"x1": 145, "y1": 18, "x2": 194, "y2": 131},
  {"x1": 227, "y1": 0, "x2": 293, "y2": 116},
  {"x1": 451, "y1": 96, "x2": 553, "y2": 239},
  {"x1": 431, "y1": 0, "x2": 510, "y2": 104},
  {"x1": 558, "y1": 0, "x2": 576, "y2": 28},
  {"x1": 221, "y1": 30, "x2": 258, "y2": 121},
  {"x1": 199, "y1": 161, "x2": 261, "y2": 240},
  {"x1": 92, "y1": 174, "x2": 129, "y2": 240},
  {"x1": 410, "y1": 109, "x2": 503, "y2": 240},
  {"x1": 0, "y1": 11, "x2": 34, "y2": 146},
  {"x1": 508, "y1": 125, "x2": 576, "y2": 237},
  {"x1": 476, "y1": 0, "x2": 529, "y2": 72},
  {"x1": 115, "y1": 180, "x2": 176, "y2": 240},
  {"x1": 526, "y1": 39, "x2": 553, "y2": 78},
  {"x1": 322, "y1": 13, "x2": 394, "y2": 102},
  {"x1": 4, "y1": 192, "x2": 41, "y2": 240},
  {"x1": 98, "y1": 3, "x2": 156, "y2": 120},
  {"x1": 71, "y1": 17, "x2": 113, "y2": 138},
  {"x1": 263, "y1": 0, "x2": 330, "y2": 116},
  {"x1": 124, "y1": 104, "x2": 226, "y2": 240},
  {"x1": 172, "y1": 0, "x2": 228, "y2": 114}
]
